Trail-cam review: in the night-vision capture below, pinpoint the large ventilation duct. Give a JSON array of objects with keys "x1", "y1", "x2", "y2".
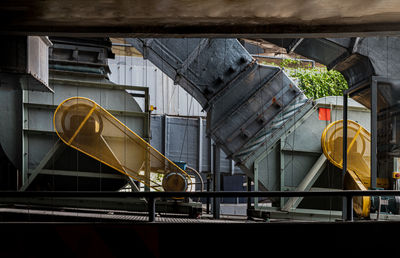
[
  {"x1": 127, "y1": 39, "x2": 313, "y2": 181},
  {"x1": 264, "y1": 37, "x2": 400, "y2": 191}
]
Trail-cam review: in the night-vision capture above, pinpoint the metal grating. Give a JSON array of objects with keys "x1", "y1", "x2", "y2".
[{"x1": 0, "y1": 207, "x2": 252, "y2": 223}]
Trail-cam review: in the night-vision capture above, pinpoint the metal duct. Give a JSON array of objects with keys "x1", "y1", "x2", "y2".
[{"x1": 127, "y1": 38, "x2": 312, "y2": 179}]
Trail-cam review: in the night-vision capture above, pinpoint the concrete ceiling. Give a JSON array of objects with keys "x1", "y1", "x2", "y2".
[{"x1": 3, "y1": 0, "x2": 400, "y2": 37}]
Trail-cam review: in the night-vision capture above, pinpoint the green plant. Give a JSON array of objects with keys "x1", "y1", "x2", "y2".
[
  {"x1": 289, "y1": 67, "x2": 348, "y2": 99},
  {"x1": 261, "y1": 59, "x2": 348, "y2": 99},
  {"x1": 280, "y1": 58, "x2": 301, "y2": 68}
]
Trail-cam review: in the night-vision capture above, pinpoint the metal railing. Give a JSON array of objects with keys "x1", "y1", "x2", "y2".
[{"x1": 1, "y1": 190, "x2": 400, "y2": 222}]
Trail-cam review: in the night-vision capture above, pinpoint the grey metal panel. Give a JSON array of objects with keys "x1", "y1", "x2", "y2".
[
  {"x1": 21, "y1": 76, "x2": 146, "y2": 188},
  {"x1": 283, "y1": 155, "x2": 321, "y2": 188},
  {"x1": 26, "y1": 108, "x2": 54, "y2": 132},
  {"x1": 27, "y1": 36, "x2": 51, "y2": 88},
  {"x1": 257, "y1": 144, "x2": 280, "y2": 191},
  {"x1": 210, "y1": 68, "x2": 299, "y2": 156},
  {"x1": 254, "y1": 96, "x2": 370, "y2": 193},
  {"x1": 149, "y1": 115, "x2": 163, "y2": 152},
  {"x1": 0, "y1": 75, "x2": 22, "y2": 168},
  {"x1": 128, "y1": 38, "x2": 253, "y2": 107},
  {"x1": 354, "y1": 37, "x2": 400, "y2": 80},
  {"x1": 108, "y1": 55, "x2": 205, "y2": 117},
  {"x1": 326, "y1": 38, "x2": 353, "y2": 49},
  {"x1": 27, "y1": 135, "x2": 57, "y2": 169},
  {"x1": 294, "y1": 38, "x2": 348, "y2": 66},
  {"x1": 283, "y1": 111, "x2": 327, "y2": 153},
  {"x1": 166, "y1": 117, "x2": 199, "y2": 166},
  {"x1": 0, "y1": 36, "x2": 51, "y2": 92},
  {"x1": 150, "y1": 115, "x2": 243, "y2": 174},
  {"x1": 209, "y1": 65, "x2": 279, "y2": 129},
  {"x1": 239, "y1": 95, "x2": 312, "y2": 168}
]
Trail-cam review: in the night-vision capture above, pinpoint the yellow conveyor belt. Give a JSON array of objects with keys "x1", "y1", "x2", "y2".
[
  {"x1": 53, "y1": 97, "x2": 192, "y2": 192},
  {"x1": 321, "y1": 120, "x2": 388, "y2": 217}
]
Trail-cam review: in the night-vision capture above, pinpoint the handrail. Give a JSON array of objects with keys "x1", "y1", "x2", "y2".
[
  {"x1": 3, "y1": 190, "x2": 400, "y2": 222},
  {"x1": 2, "y1": 190, "x2": 400, "y2": 198}
]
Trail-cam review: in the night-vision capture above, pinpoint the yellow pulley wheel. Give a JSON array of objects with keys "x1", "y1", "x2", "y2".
[
  {"x1": 321, "y1": 119, "x2": 371, "y2": 217},
  {"x1": 53, "y1": 97, "x2": 192, "y2": 192}
]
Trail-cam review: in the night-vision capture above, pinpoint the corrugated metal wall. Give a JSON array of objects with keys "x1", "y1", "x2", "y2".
[
  {"x1": 151, "y1": 114, "x2": 246, "y2": 204},
  {"x1": 150, "y1": 115, "x2": 243, "y2": 175},
  {"x1": 108, "y1": 56, "x2": 206, "y2": 117}
]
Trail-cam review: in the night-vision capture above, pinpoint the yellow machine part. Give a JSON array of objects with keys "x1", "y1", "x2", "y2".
[
  {"x1": 321, "y1": 120, "x2": 388, "y2": 217},
  {"x1": 53, "y1": 97, "x2": 192, "y2": 191}
]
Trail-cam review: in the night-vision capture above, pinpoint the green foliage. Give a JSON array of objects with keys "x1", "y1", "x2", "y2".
[
  {"x1": 261, "y1": 59, "x2": 348, "y2": 99},
  {"x1": 288, "y1": 68, "x2": 348, "y2": 99},
  {"x1": 280, "y1": 58, "x2": 301, "y2": 67}
]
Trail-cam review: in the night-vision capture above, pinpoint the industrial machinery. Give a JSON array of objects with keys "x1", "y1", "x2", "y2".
[
  {"x1": 53, "y1": 96, "x2": 193, "y2": 192},
  {"x1": 2, "y1": 36, "x2": 400, "y2": 221},
  {"x1": 321, "y1": 119, "x2": 389, "y2": 217},
  {"x1": 0, "y1": 37, "x2": 202, "y2": 218},
  {"x1": 128, "y1": 37, "x2": 400, "y2": 220}
]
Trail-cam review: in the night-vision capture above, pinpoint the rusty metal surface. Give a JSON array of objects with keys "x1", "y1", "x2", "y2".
[{"x1": 2, "y1": 1, "x2": 400, "y2": 36}]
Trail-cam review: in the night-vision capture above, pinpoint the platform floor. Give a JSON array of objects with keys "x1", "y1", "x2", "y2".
[{"x1": 0, "y1": 206, "x2": 259, "y2": 223}]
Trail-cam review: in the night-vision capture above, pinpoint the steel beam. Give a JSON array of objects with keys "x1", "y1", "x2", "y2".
[
  {"x1": 37, "y1": 169, "x2": 127, "y2": 180},
  {"x1": 23, "y1": 102, "x2": 148, "y2": 118},
  {"x1": 281, "y1": 154, "x2": 327, "y2": 211},
  {"x1": 212, "y1": 144, "x2": 220, "y2": 219},
  {"x1": 342, "y1": 93, "x2": 348, "y2": 220},
  {"x1": 20, "y1": 140, "x2": 65, "y2": 191},
  {"x1": 198, "y1": 117, "x2": 203, "y2": 172},
  {"x1": 246, "y1": 176, "x2": 252, "y2": 220},
  {"x1": 371, "y1": 78, "x2": 378, "y2": 189}
]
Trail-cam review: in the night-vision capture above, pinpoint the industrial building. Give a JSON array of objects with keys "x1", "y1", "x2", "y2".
[{"x1": 1, "y1": 1, "x2": 400, "y2": 257}]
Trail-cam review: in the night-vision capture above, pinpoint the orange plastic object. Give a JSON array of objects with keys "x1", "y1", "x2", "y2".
[
  {"x1": 53, "y1": 97, "x2": 192, "y2": 191},
  {"x1": 318, "y1": 108, "x2": 331, "y2": 121}
]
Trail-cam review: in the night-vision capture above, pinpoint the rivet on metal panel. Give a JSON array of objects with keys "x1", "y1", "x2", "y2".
[
  {"x1": 272, "y1": 97, "x2": 282, "y2": 108},
  {"x1": 256, "y1": 114, "x2": 266, "y2": 124},
  {"x1": 240, "y1": 129, "x2": 251, "y2": 139},
  {"x1": 214, "y1": 77, "x2": 224, "y2": 85},
  {"x1": 238, "y1": 57, "x2": 247, "y2": 64},
  {"x1": 173, "y1": 74, "x2": 181, "y2": 85},
  {"x1": 226, "y1": 67, "x2": 236, "y2": 75}
]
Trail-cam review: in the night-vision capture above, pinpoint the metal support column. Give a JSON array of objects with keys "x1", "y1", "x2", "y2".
[
  {"x1": 147, "y1": 197, "x2": 155, "y2": 222},
  {"x1": 207, "y1": 136, "x2": 213, "y2": 214},
  {"x1": 346, "y1": 194, "x2": 353, "y2": 221},
  {"x1": 198, "y1": 117, "x2": 203, "y2": 172},
  {"x1": 144, "y1": 149, "x2": 151, "y2": 192},
  {"x1": 247, "y1": 176, "x2": 252, "y2": 219},
  {"x1": 342, "y1": 93, "x2": 348, "y2": 220},
  {"x1": 212, "y1": 144, "x2": 220, "y2": 219},
  {"x1": 371, "y1": 78, "x2": 378, "y2": 189},
  {"x1": 206, "y1": 174, "x2": 210, "y2": 214},
  {"x1": 144, "y1": 88, "x2": 151, "y2": 192}
]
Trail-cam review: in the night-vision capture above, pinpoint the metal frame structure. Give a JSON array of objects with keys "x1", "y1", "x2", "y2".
[
  {"x1": 251, "y1": 96, "x2": 371, "y2": 221},
  {"x1": 342, "y1": 76, "x2": 400, "y2": 220},
  {"x1": 1, "y1": 190, "x2": 400, "y2": 222},
  {"x1": 20, "y1": 77, "x2": 150, "y2": 191}
]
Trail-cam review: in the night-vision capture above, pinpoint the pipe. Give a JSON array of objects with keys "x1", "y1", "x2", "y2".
[{"x1": 186, "y1": 166, "x2": 204, "y2": 192}]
